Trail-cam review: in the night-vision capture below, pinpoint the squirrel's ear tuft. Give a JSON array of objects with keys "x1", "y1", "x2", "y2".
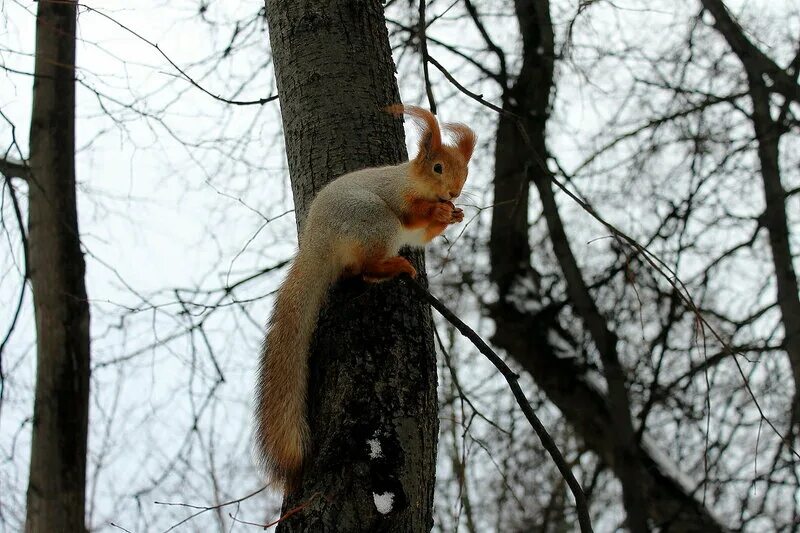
[
  {"x1": 385, "y1": 104, "x2": 442, "y2": 160},
  {"x1": 445, "y1": 123, "x2": 477, "y2": 162}
]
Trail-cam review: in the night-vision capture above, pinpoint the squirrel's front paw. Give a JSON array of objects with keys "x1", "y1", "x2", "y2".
[
  {"x1": 450, "y1": 207, "x2": 464, "y2": 224},
  {"x1": 432, "y1": 202, "x2": 454, "y2": 224}
]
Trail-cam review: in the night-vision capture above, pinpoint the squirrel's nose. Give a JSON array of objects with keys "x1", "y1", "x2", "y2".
[{"x1": 449, "y1": 190, "x2": 459, "y2": 199}]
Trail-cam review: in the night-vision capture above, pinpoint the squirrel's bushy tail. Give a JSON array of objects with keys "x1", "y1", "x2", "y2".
[{"x1": 255, "y1": 249, "x2": 335, "y2": 490}]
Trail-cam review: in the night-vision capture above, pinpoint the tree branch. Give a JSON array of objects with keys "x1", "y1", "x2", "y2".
[
  {"x1": 76, "y1": 3, "x2": 278, "y2": 106},
  {"x1": 701, "y1": 0, "x2": 800, "y2": 105},
  {"x1": 429, "y1": 51, "x2": 798, "y2": 462},
  {"x1": 418, "y1": 0, "x2": 437, "y2": 114},
  {"x1": 402, "y1": 275, "x2": 594, "y2": 533},
  {"x1": 0, "y1": 157, "x2": 29, "y2": 180}
]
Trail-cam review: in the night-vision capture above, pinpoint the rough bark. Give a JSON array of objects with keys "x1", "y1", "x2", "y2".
[
  {"x1": 24, "y1": 1, "x2": 91, "y2": 532},
  {"x1": 487, "y1": 0, "x2": 727, "y2": 530},
  {"x1": 264, "y1": 1, "x2": 438, "y2": 531}
]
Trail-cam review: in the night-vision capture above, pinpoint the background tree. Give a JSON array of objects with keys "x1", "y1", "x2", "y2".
[
  {"x1": 486, "y1": 1, "x2": 722, "y2": 530},
  {"x1": 389, "y1": 0, "x2": 798, "y2": 529},
  {"x1": 23, "y1": 1, "x2": 90, "y2": 531},
  {"x1": 699, "y1": 0, "x2": 800, "y2": 429}
]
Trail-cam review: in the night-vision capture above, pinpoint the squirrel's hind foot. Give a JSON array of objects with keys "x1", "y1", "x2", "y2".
[{"x1": 362, "y1": 256, "x2": 417, "y2": 282}]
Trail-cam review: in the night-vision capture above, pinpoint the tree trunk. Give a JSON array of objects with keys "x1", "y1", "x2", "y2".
[
  {"x1": 264, "y1": 1, "x2": 438, "y2": 531},
  {"x1": 488, "y1": 0, "x2": 726, "y2": 530},
  {"x1": 24, "y1": 1, "x2": 90, "y2": 532},
  {"x1": 747, "y1": 74, "x2": 800, "y2": 425},
  {"x1": 699, "y1": 0, "x2": 800, "y2": 428}
]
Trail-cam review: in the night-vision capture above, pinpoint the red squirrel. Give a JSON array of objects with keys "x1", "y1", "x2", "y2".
[{"x1": 254, "y1": 105, "x2": 476, "y2": 490}]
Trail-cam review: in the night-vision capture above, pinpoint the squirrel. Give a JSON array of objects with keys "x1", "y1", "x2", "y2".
[{"x1": 254, "y1": 105, "x2": 476, "y2": 490}]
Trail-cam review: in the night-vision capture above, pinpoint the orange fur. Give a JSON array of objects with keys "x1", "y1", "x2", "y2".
[
  {"x1": 255, "y1": 252, "x2": 335, "y2": 490},
  {"x1": 401, "y1": 195, "x2": 464, "y2": 242},
  {"x1": 444, "y1": 122, "x2": 477, "y2": 161},
  {"x1": 386, "y1": 104, "x2": 442, "y2": 155},
  {"x1": 424, "y1": 203, "x2": 464, "y2": 241},
  {"x1": 255, "y1": 243, "x2": 419, "y2": 491},
  {"x1": 388, "y1": 106, "x2": 477, "y2": 243},
  {"x1": 401, "y1": 195, "x2": 439, "y2": 228},
  {"x1": 363, "y1": 256, "x2": 417, "y2": 282},
  {"x1": 256, "y1": 106, "x2": 476, "y2": 494},
  {"x1": 425, "y1": 222, "x2": 448, "y2": 241},
  {"x1": 391, "y1": 107, "x2": 473, "y2": 204}
]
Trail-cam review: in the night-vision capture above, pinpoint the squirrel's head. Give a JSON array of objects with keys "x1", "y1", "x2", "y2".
[{"x1": 387, "y1": 105, "x2": 477, "y2": 202}]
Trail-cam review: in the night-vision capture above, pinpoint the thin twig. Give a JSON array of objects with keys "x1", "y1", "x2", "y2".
[
  {"x1": 154, "y1": 485, "x2": 267, "y2": 532},
  {"x1": 418, "y1": 0, "x2": 437, "y2": 114},
  {"x1": 227, "y1": 492, "x2": 323, "y2": 529},
  {"x1": 54, "y1": 1, "x2": 279, "y2": 106}
]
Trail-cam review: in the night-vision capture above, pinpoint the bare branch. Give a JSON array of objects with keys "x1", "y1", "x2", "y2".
[
  {"x1": 0, "y1": 158, "x2": 28, "y2": 180},
  {"x1": 418, "y1": 0, "x2": 437, "y2": 113},
  {"x1": 402, "y1": 276, "x2": 594, "y2": 533},
  {"x1": 701, "y1": 0, "x2": 800, "y2": 105},
  {"x1": 75, "y1": 2, "x2": 278, "y2": 106}
]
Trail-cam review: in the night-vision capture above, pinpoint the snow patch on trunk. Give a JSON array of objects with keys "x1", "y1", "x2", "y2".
[
  {"x1": 372, "y1": 492, "x2": 394, "y2": 514},
  {"x1": 366, "y1": 438, "x2": 382, "y2": 459}
]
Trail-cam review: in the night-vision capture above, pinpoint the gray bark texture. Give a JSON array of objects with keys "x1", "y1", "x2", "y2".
[
  {"x1": 264, "y1": 1, "x2": 438, "y2": 531},
  {"x1": 24, "y1": 1, "x2": 91, "y2": 532},
  {"x1": 488, "y1": 0, "x2": 727, "y2": 531}
]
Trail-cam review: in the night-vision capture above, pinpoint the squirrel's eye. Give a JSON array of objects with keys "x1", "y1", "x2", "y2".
[{"x1": 433, "y1": 163, "x2": 443, "y2": 174}]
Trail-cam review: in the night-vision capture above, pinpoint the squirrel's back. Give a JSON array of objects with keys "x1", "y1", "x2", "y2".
[{"x1": 254, "y1": 163, "x2": 408, "y2": 488}]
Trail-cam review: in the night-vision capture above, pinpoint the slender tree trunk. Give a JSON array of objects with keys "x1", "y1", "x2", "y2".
[
  {"x1": 748, "y1": 73, "x2": 800, "y2": 424},
  {"x1": 24, "y1": 1, "x2": 90, "y2": 532},
  {"x1": 532, "y1": 177, "x2": 651, "y2": 533},
  {"x1": 502, "y1": 1, "x2": 650, "y2": 530},
  {"x1": 745, "y1": 42, "x2": 800, "y2": 433},
  {"x1": 264, "y1": 1, "x2": 438, "y2": 530},
  {"x1": 700, "y1": 0, "x2": 800, "y2": 429}
]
